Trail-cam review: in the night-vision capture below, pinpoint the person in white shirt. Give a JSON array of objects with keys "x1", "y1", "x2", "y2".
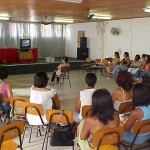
[
  {"x1": 74, "y1": 73, "x2": 97, "y2": 122},
  {"x1": 27, "y1": 72, "x2": 57, "y2": 125}
]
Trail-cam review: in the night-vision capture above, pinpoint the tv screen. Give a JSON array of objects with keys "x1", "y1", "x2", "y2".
[{"x1": 20, "y1": 39, "x2": 31, "y2": 49}]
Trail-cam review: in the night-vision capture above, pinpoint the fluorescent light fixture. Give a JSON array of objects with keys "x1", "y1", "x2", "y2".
[
  {"x1": 56, "y1": 0, "x2": 83, "y2": 3},
  {"x1": 143, "y1": 8, "x2": 150, "y2": 13},
  {"x1": 54, "y1": 19, "x2": 74, "y2": 23},
  {"x1": 0, "y1": 16, "x2": 9, "y2": 20},
  {"x1": 92, "y1": 15, "x2": 111, "y2": 20}
]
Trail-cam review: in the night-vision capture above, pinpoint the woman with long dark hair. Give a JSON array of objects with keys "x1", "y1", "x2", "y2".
[{"x1": 76, "y1": 89, "x2": 119, "y2": 150}]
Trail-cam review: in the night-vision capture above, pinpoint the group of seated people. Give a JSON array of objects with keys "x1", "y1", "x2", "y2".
[
  {"x1": 0, "y1": 58, "x2": 150, "y2": 149},
  {"x1": 106, "y1": 52, "x2": 150, "y2": 79}
]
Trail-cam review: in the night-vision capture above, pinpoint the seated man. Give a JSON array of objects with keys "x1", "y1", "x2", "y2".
[{"x1": 74, "y1": 73, "x2": 97, "y2": 123}]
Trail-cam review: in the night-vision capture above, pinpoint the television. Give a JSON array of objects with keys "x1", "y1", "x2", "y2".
[{"x1": 20, "y1": 39, "x2": 31, "y2": 50}]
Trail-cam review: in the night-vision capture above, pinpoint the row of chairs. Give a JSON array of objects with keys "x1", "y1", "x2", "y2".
[{"x1": 0, "y1": 97, "x2": 150, "y2": 150}]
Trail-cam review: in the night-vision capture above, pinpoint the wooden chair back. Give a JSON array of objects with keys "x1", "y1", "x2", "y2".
[
  {"x1": 81, "y1": 105, "x2": 92, "y2": 118},
  {"x1": 101, "y1": 59, "x2": 109, "y2": 66},
  {"x1": 52, "y1": 94, "x2": 61, "y2": 109},
  {"x1": 95, "y1": 59, "x2": 101, "y2": 64},
  {"x1": 93, "y1": 126, "x2": 124, "y2": 149},
  {"x1": 60, "y1": 66, "x2": 70, "y2": 73},
  {"x1": 86, "y1": 58, "x2": 91, "y2": 62},
  {"x1": 118, "y1": 101, "x2": 134, "y2": 114},
  {"x1": 46, "y1": 109, "x2": 74, "y2": 124},
  {"x1": 132, "y1": 119, "x2": 150, "y2": 135},
  {"x1": 9, "y1": 96, "x2": 30, "y2": 117},
  {"x1": 0, "y1": 120, "x2": 25, "y2": 148},
  {"x1": 22, "y1": 102, "x2": 44, "y2": 116}
]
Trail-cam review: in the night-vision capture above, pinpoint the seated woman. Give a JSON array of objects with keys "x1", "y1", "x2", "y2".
[
  {"x1": 106, "y1": 51, "x2": 120, "y2": 76},
  {"x1": 27, "y1": 72, "x2": 57, "y2": 125},
  {"x1": 122, "y1": 83, "x2": 150, "y2": 144},
  {"x1": 135, "y1": 55, "x2": 150, "y2": 78},
  {"x1": 76, "y1": 89, "x2": 119, "y2": 150},
  {"x1": 112, "y1": 71, "x2": 133, "y2": 111},
  {"x1": 128, "y1": 54, "x2": 141, "y2": 75},
  {"x1": 0, "y1": 66, "x2": 13, "y2": 124},
  {"x1": 74, "y1": 73, "x2": 97, "y2": 123},
  {"x1": 112, "y1": 52, "x2": 130, "y2": 76},
  {"x1": 50, "y1": 57, "x2": 70, "y2": 84}
]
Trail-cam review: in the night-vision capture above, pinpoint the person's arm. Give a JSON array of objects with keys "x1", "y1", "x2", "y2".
[
  {"x1": 57, "y1": 64, "x2": 62, "y2": 70},
  {"x1": 112, "y1": 90, "x2": 120, "y2": 102},
  {"x1": 6, "y1": 82, "x2": 13, "y2": 97},
  {"x1": 80, "y1": 118, "x2": 91, "y2": 140},
  {"x1": 75, "y1": 93, "x2": 81, "y2": 113},
  {"x1": 124, "y1": 109, "x2": 140, "y2": 131}
]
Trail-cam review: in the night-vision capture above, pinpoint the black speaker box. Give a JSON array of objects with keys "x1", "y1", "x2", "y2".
[
  {"x1": 77, "y1": 48, "x2": 88, "y2": 60},
  {"x1": 80, "y1": 37, "x2": 87, "y2": 48}
]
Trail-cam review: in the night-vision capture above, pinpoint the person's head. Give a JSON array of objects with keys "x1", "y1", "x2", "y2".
[
  {"x1": 124, "y1": 52, "x2": 129, "y2": 57},
  {"x1": 85, "y1": 73, "x2": 97, "y2": 88},
  {"x1": 0, "y1": 66, "x2": 8, "y2": 80},
  {"x1": 92, "y1": 89, "x2": 114, "y2": 125},
  {"x1": 114, "y1": 52, "x2": 120, "y2": 58},
  {"x1": 135, "y1": 54, "x2": 140, "y2": 61},
  {"x1": 62, "y1": 57, "x2": 68, "y2": 63},
  {"x1": 132, "y1": 83, "x2": 150, "y2": 107},
  {"x1": 34, "y1": 72, "x2": 48, "y2": 88},
  {"x1": 142, "y1": 54, "x2": 147, "y2": 61},
  {"x1": 146, "y1": 55, "x2": 150, "y2": 63},
  {"x1": 116, "y1": 71, "x2": 133, "y2": 91}
]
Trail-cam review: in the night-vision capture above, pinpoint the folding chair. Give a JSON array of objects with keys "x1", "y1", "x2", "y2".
[
  {"x1": 121, "y1": 119, "x2": 150, "y2": 150},
  {"x1": 0, "y1": 120, "x2": 25, "y2": 150},
  {"x1": 58, "y1": 66, "x2": 71, "y2": 88},
  {"x1": 101, "y1": 59, "x2": 109, "y2": 75},
  {"x1": 22, "y1": 102, "x2": 47, "y2": 145},
  {"x1": 92, "y1": 126, "x2": 124, "y2": 150},
  {"x1": 42, "y1": 109, "x2": 76, "y2": 150},
  {"x1": 81, "y1": 105, "x2": 92, "y2": 119},
  {"x1": 52, "y1": 94, "x2": 61, "y2": 109},
  {"x1": 9, "y1": 96, "x2": 29, "y2": 121},
  {"x1": 118, "y1": 101, "x2": 134, "y2": 114}
]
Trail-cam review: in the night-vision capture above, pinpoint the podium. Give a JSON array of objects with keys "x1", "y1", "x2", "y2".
[{"x1": 45, "y1": 56, "x2": 55, "y2": 62}]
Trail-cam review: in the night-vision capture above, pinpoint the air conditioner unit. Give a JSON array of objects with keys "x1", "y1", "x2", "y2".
[{"x1": 56, "y1": 0, "x2": 83, "y2": 3}]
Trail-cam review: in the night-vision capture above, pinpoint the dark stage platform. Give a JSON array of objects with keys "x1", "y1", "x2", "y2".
[{"x1": 3, "y1": 58, "x2": 87, "y2": 75}]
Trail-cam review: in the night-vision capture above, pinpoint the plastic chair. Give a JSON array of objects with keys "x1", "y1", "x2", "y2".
[
  {"x1": 92, "y1": 126, "x2": 124, "y2": 150},
  {"x1": 21, "y1": 102, "x2": 47, "y2": 145},
  {"x1": 118, "y1": 101, "x2": 134, "y2": 114},
  {"x1": 9, "y1": 96, "x2": 29, "y2": 121},
  {"x1": 121, "y1": 119, "x2": 150, "y2": 150},
  {"x1": 43, "y1": 109, "x2": 76, "y2": 150},
  {"x1": 81, "y1": 105, "x2": 92, "y2": 119},
  {"x1": 0, "y1": 120, "x2": 25, "y2": 150},
  {"x1": 52, "y1": 94, "x2": 61, "y2": 109}
]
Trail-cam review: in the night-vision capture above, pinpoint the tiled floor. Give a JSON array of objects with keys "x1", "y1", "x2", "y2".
[{"x1": 2, "y1": 70, "x2": 150, "y2": 150}]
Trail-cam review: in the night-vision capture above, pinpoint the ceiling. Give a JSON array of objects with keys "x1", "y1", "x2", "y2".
[{"x1": 0, "y1": 0, "x2": 150, "y2": 23}]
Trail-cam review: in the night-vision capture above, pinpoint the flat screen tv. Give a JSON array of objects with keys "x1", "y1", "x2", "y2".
[{"x1": 20, "y1": 39, "x2": 31, "y2": 49}]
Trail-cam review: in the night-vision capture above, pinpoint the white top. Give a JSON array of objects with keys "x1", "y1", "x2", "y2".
[
  {"x1": 79, "y1": 88, "x2": 96, "y2": 120},
  {"x1": 27, "y1": 86, "x2": 56, "y2": 125}
]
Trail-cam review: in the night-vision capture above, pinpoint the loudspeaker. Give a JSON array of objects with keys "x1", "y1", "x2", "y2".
[
  {"x1": 77, "y1": 48, "x2": 88, "y2": 60},
  {"x1": 80, "y1": 37, "x2": 87, "y2": 48}
]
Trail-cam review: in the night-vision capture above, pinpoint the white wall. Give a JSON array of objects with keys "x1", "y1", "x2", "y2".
[{"x1": 65, "y1": 17, "x2": 150, "y2": 60}]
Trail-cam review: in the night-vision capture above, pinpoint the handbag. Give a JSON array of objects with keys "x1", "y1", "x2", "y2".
[{"x1": 50, "y1": 110, "x2": 76, "y2": 146}]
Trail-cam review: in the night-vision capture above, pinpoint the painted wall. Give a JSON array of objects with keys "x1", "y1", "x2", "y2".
[{"x1": 65, "y1": 17, "x2": 150, "y2": 60}]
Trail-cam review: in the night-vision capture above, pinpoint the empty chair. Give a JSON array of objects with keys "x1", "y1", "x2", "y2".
[
  {"x1": 0, "y1": 120, "x2": 25, "y2": 150},
  {"x1": 9, "y1": 96, "x2": 29, "y2": 121}
]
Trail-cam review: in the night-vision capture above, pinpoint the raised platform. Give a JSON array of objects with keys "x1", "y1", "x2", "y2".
[{"x1": 3, "y1": 57, "x2": 88, "y2": 75}]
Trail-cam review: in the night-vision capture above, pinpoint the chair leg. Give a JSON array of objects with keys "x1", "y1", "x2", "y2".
[
  {"x1": 29, "y1": 127, "x2": 33, "y2": 143},
  {"x1": 42, "y1": 129, "x2": 48, "y2": 150},
  {"x1": 69, "y1": 78, "x2": 71, "y2": 88},
  {"x1": 22, "y1": 124, "x2": 27, "y2": 145}
]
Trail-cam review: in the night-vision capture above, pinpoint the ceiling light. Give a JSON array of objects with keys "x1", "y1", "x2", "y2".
[
  {"x1": 56, "y1": 0, "x2": 83, "y2": 3},
  {"x1": 54, "y1": 19, "x2": 74, "y2": 23},
  {"x1": 143, "y1": 8, "x2": 150, "y2": 13},
  {"x1": 0, "y1": 16, "x2": 9, "y2": 20},
  {"x1": 92, "y1": 16, "x2": 112, "y2": 20}
]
